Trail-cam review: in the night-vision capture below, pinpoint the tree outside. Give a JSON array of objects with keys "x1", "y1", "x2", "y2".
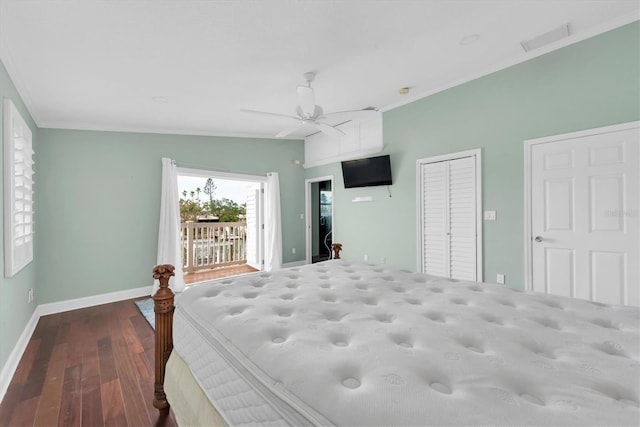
[
  {"x1": 180, "y1": 178, "x2": 246, "y2": 223},
  {"x1": 203, "y1": 178, "x2": 216, "y2": 205}
]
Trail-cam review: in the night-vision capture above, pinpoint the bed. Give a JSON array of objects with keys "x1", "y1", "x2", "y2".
[{"x1": 151, "y1": 259, "x2": 640, "y2": 426}]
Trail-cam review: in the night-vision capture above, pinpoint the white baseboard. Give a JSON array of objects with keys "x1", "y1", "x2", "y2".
[
  {"x1": 0, "y1": 285, "x2": 152, "y2": 403},
  {"x1": 0, "y1": 307, "x2": 39, "y2": 404},
  {"x1": 37, "y1": 285, "x2": 152, "y2": 316},
  {"x1": 283, "y1": 260, "x2": 306, "y2": 268}
]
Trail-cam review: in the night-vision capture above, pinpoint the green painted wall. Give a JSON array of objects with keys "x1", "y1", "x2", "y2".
[
  {"x1": 35, "y1": 130, "x2": 306, "y2": 304},
  {"x1": 0, "y1": 60, "x2": 38, "y2": 380},
  {"x1": 305, "y1": 22, "x2": 640, "y2": 289}
]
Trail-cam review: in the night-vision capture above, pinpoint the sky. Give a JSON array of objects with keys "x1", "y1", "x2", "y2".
[{"x1": 178, "y1": 175, "x2": 259, "y2": 205}]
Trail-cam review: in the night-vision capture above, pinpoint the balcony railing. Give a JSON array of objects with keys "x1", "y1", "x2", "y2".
[{"x1": 181, "y1": 222, "x2": 247, "y2": 273}]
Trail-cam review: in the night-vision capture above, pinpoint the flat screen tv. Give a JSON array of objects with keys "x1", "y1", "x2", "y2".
[{"x1": 341, "y1": 155, "x2": 392, "y2": 188}]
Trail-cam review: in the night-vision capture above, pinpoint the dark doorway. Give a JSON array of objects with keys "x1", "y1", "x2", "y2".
[{"x1": 312, "y1": 180, "x2": 332, "y2": 263}]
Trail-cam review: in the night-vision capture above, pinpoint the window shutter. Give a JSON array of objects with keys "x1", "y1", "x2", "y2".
[{"x1": 4, "y1": 98, "x2": 34, "y2": 277}]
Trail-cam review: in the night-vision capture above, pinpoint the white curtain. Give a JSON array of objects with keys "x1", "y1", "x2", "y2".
[
  {"x1": 264, "y1": 172, "x2": 282, "y2": 271},
  {"x1": 152, "y1": 158, "x2": 186, "y2": 295}
]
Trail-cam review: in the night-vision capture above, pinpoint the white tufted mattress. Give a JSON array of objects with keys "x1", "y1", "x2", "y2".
[{"x1": 170, "y1": 260, "x2": 640, "y2": 426}]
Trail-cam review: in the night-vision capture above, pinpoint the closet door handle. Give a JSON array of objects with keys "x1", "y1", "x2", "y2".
[{"x1": 534, "y1": 236, "x2": 543, "y2": 243}]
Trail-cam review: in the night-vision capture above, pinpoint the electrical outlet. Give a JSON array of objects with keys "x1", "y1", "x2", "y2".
[
  {"x1": 292, "y1": 247, "x2": 296, "y2": 254},
  {"x1": 364, "y1": 254, "x2": 368, "y2": 262},
  {"x1": 28, "y1": 288, "x2": 34, "y2": 303},
  {"x1": 496, "y1": 274, "x2": 505, "y2": 284}
]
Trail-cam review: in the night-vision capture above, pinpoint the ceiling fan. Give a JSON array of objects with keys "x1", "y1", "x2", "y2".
[{"x1": 241, "y1": 72, "x2": 377, "y2": 139}]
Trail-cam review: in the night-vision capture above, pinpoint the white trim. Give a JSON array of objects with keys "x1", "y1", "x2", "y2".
[
  {"x1": 415, "y1": 149, "x2": 482, "y2": 166},
  {"x1": 32, "y1": 121, "x2": 307, "y2": 141},
  {"x1": 523, "y1": 141, "x2": 533, "y2": 292},
  {"x1": 177, "y1": 167, "x2": 267, "y2": 183},
  {"x1": 37, "y1": 286, "x2": 152, "y2": 316},
  {"x1": 305, "y1": 176, "x2": 334, "y2": 264},
  {"x1": 283, "y1": 260, "x2": 306, "y2": 268},
  {"x1": 176, "y1": 167, "x2": 267, "y2": 271},
  {"x1": 523, "y1": 121, "x2": 640, "y2": 146},
  {"x1": 245, "y1": 183, "x2": 265, "y2": 270},
  {"x1": 0, "y1": 307, "x2": 39, "y2": 403},
  {"x1": 0, "y1": 284, "x2": 151, "y2": 403},
  {"x1": 522, "y1": 120, "x2": 640, "y2": 291},
  {"x1": 416, "y1": 149, "x2": 483, "y2": 281}
]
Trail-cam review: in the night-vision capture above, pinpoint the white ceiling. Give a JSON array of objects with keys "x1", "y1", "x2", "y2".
[{"x1": 0, "y1": 0, "x2": 637, "y2": 140}]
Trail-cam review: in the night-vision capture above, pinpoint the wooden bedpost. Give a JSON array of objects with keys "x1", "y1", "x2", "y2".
[
  {"x1": 331, "y1": 243, "x2": 342, "y2": 260},
  {"x1": 152, "y1": 264, "x2": 175, "y2": 410}
]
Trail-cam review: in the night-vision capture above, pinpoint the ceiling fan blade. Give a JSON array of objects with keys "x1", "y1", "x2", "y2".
[
  {"x1": 313, "y1": 121, "x2": 345, "y2": 138},
  {"x1": 275, "y1": 123, "x2": 303, "y2": 138},
  {"x1": 317, "y1": 109, "x2": 379, "y2": 121},
  {"x1": 296, "y1": 85, "x2": 316, "y2": 117},
  {"x1": 240, "y1": 109, "x2": 299, "y2": 121}
]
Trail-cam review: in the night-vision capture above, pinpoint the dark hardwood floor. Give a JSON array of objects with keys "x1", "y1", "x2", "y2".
[{"x1": 0, "y1": 299, "x2": 176, "y2": 427}]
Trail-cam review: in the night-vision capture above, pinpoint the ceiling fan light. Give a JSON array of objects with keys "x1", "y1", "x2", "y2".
[
  {"x1": 303, "y1": 71, "x2": 316, "y2": 85},
  {"x1": 243, "y1": 72, "x2": 368, "y2": 140}
]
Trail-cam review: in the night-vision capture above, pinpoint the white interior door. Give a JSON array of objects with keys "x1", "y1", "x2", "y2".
[
  {"x1": 417, "y1": 150, "x2": 482, "y2": 281},
  {"x1": 245, "y1": 185, "x2": 264, "y2": 270},
  {"x1": 528, "y1": 123, "x2": 639, "y2": 306}
]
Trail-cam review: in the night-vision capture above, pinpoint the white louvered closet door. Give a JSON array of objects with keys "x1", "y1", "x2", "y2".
[
  {"x1": 421, "y1": 161, "x2": 448, "y2": 277},
  {"x1": 420, "y1": 155, "x2": 478, "y2": 281}
]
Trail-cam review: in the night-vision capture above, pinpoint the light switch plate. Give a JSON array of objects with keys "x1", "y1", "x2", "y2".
[{"x1": 484, "y1": 210, "x2": 497, "y2": 221}]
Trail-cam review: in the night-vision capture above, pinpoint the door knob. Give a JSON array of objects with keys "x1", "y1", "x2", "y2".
[{"x1": 534, "y1": 236, "x2": 543, "y2": 242}]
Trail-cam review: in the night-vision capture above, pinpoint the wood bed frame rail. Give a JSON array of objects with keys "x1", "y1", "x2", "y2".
[{"x1": 152, "y1": 264, "x2": 176, "y2": 410}]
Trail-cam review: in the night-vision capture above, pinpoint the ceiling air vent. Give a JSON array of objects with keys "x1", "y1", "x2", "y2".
[{"x1": 521, "y1": 23, "x2": 571, "y2": 52}]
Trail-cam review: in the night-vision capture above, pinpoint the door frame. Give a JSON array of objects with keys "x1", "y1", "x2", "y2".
[
  {"x1": 245, "y1": 183, "x2": 265, "y2": 270},
  {"x1": 523, "y1": 120, "x2": 640, "y2": 292},
  {"x1": 415, "y1": 149, "x2": 483, "y2": 280},
  {"x1": 305, "y1": 175, "x2": 334, "y2": 264},
  {"x1": 177, "y1": 167, "x2": 267, "y2": 270}
]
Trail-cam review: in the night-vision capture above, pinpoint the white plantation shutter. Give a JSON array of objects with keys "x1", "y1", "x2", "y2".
[
  {"x1": 4, "y1": 99, "x2": 34, "y2": 277},
  {"x1": 420, "y1": 154, "x2": 478, "y2": 281}
]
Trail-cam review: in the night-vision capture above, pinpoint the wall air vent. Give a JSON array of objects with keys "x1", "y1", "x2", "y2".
[{"x1": 521, "y1": 23, "x2": 571, "y2": 52}]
